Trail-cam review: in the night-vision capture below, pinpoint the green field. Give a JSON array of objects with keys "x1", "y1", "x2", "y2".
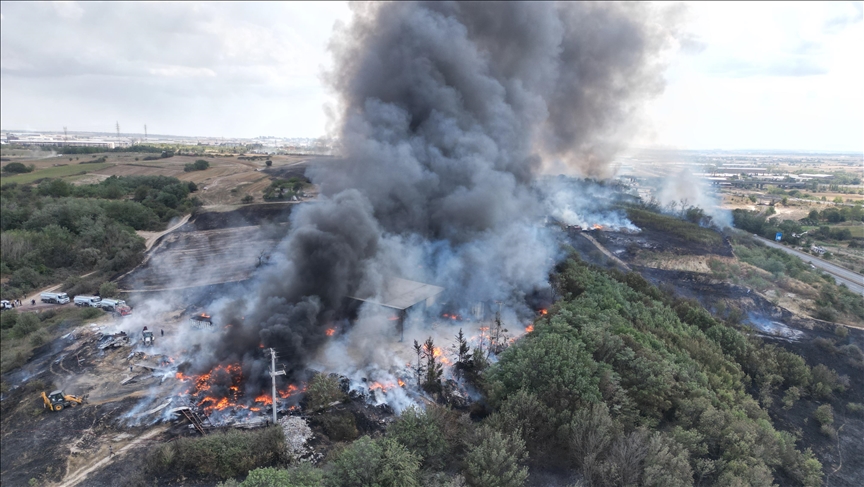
[{"x1": 0, "y1": 162, "x2": 114, "y2": 184}]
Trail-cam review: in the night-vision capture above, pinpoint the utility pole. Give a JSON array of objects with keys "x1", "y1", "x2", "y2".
[
  {"x1": 269, "y1": 348, "x2": 285, "y2": 424},
  {"x1": 63, "y1": 126, "x2": 68, "y2": 144},
  {"x1": 116, "y1": 121, "x2": 120, "y2": 138},
  {"x1": 144, "y1": 124, "x2": 147, "y2": 141}
]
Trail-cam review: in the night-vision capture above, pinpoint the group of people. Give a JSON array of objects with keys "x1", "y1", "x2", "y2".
[{"x1": 6, "y1": 299, "x2": 33, "y2": 308}]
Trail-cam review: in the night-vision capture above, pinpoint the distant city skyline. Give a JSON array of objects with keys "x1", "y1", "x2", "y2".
[{"x1": 1, "y1": 2, "x2": 861, "y2": 152}]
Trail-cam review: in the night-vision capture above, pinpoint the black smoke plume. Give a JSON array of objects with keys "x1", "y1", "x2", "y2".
[{"x1": 203, "y1": 2, "x2": 678, "y2": 388}]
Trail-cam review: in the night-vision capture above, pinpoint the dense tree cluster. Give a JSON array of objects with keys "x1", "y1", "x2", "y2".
[{"x1": 0, "y1": 176, "x2": 199, "y2": 298}]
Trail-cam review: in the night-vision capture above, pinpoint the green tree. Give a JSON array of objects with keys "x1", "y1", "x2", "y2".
[
  {"x1": 325, "y1": 436, "x2": 419, "y2": 487},
  {"x1": 464, "y1": 426, "x2": 528, "y2": 487},
  {"x1": 305, "y1": 373, "x2": 345, "y2": 411},
  {"x1": 242, "y1": 194, "x2": 254, "y2": 204},
  {"x1": 99, "y1": 281, "x2": 117, "y2": 298},
  {"x1": 388, "y1": 405, "x2": 449, "y2": 468},
  {"x1": 241, "y1": 464, "x2": 322, "y2": 487},
  {"x1": 814, "y1": 404, "x2": 834, "y2": 425},
  {"x1": 422, "y1": 337, "x2": 443, "y2": 394}
]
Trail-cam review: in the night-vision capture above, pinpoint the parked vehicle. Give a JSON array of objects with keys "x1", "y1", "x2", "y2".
[
  {"x1": 142, "y1": 330, "x2": 154, "y2": 346},
  {"x1": 0, "y1": 300, "x2": 12, "y2": 310},
  {"x1": 74, "y1": 295, "x2": 101, "y2": 307},
  {"x1": 40, "y1": 292, "x2": 70, "y2": 304},
  {"x1": 99, "y1": 299, "x2": 132, "y2": 316}
]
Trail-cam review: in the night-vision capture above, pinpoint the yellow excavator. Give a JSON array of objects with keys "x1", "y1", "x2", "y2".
[{"x1": 41, "y1": 390, "x2": 88, "y2": 411}]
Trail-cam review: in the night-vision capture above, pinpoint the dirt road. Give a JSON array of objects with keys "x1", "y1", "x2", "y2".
[{"x1": 56, "y1": 425, "x2": 168, "y2": 487}]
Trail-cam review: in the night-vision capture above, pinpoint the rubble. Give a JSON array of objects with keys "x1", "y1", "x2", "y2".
[{"x1": 279, "y1": 416, "x2": 318, "y2": 463}]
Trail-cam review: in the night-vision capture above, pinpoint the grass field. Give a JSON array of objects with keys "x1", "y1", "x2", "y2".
[
  {"x1": 802, "y1": 224, "x2": 864, "y2": 238},
  {"x1": 1, "y1": 162, "x2": 115, "y2": 184}
]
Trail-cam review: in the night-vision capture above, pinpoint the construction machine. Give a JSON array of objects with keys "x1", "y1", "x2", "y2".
[
  {"x1": 41, "y1": 390, "x2": 88, "y2": 411},
  {"x1": 142, "y1": 330, "x2": 154, "y2": 346}
]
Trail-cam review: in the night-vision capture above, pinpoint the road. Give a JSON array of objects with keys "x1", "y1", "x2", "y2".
[{"x1": 754, "y1": 235, "x2": 864, "y2": 295}]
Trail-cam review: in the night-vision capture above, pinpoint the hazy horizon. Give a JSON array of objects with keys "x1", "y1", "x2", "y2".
[{"x1": 1, "y1": 1, "x2": 862, "y2": 152}]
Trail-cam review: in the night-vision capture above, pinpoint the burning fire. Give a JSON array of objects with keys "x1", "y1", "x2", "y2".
[
  {"x1": 539, "y1": 309, "x2": 548, "y2": 315},
  {"x1": 441, "y1": 313, "x2": 461, "y2": 320},
  {"x1": 525, "y1": 324, "x2": 534, "y2": 333},
  {"x1": 326, "y1": 328, "x2": 336, "y2": 336},
  {"x1": 369, "y1": 379, "x2": 406, "y2": 393},
  {"x1": 174, "y1": 363, "x2": 303, "y2": 417},
  {"x1": 592, "y1": 224, "x2": 603, "y2": 230}
]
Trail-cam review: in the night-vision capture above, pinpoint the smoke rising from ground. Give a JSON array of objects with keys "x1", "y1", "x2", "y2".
[{"x1": 201, "y1": 2, "x2": 678, "y2": 388}]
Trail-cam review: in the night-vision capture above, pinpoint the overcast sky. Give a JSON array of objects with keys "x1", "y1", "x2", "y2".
[{"x1": 1, "y1": 1, "x2": 861, "y2": 152}]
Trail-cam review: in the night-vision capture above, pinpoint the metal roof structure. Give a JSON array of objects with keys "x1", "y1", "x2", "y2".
[{"x1": 349, "y1": 277, "x2": 444, "y2": 311}]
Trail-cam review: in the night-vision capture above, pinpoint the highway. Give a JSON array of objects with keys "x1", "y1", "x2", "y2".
[{"x1": 754, "y1": 236, "x2": 864, "y2": 295}]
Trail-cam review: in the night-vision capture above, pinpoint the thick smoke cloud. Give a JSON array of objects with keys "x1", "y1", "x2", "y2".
[{"x1": 204, "y1": 2, "x2": 677, "y2": 382}]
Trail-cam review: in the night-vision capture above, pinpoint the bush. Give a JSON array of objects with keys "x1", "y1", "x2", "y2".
[
  {"x1": 2, "y1": 162, "x2": 34, "y2": 173},
  {"x1": 464, "y1": 426, "x2": 528, "y2": 487},
  {"x1": 145, "y1": 426, "x2": 286, "y2": 481},
  {"x1": 241, "y1": 464, "x2": 322, "y2": 487},
  {"x1": 0, "y1": 310, "x2": 18, "y2": 330},
  {"x1": 847, "y1": 402, "x2": 864, "y2": 415},
  {"x1": 185, "y1": 159, "x2": 210, "y2": 172},
  {"x1": 305, "y1": 373, "x2": 345, "y2": 411},
  {"x1": 242, "y1": 195, "x2": 254, "y2": 204},
  {"x1": 813, "y1": 404, "x2": 834, "y2": 425},
  {"x1": 80, "y1": 307, "x2": 103, "y2": 320},
  {"x1": 11, "y1": 312, "x2": 40, "y2": 338},
  {"x1": 325, "y1": 436, "x2": 419, "y2": 487},
  {"x1": 388, "y1": 406, "x2": 449, "y2": 468},
  {"x1": 265, "y1": 160, "x2": 272, "y2": 167},
  {"x1": 319, "y1": 411, "x2": 358, "y2": 442},
  {"x1": 99, "y1": 282, "x2": 117, "y2": 298}
]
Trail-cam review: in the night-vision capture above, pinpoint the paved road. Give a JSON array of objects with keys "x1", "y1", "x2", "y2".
[{"x1": 755, "y1": 236, "x2": 864, "y2": 295}]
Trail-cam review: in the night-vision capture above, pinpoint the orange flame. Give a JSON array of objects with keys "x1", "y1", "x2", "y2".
[
  {"x1": 326, "y1": 328, "x2": 336, "y2": 336},
  {"x1": 255, "y1": 393, "x2": 273, "y2": 405},
  {"x1": 539, "y1": 309, "x2": 548, "y2": 315},
  {"x1": 279, "y1": 383, "x2": 302, "y2": 398},
  {"x1": 592, "y1": 224, "x2": 603, "y2": 230},
  {"x1": 525, "y1": 324, "x2": 534, "y2": 333},
  {"x1": 398, "y1": 379, "x2": 405, "y2": 387}
]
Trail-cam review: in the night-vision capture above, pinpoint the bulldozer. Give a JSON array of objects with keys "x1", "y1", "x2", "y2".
[{"x1": 41, "y1": 390, "x2": 88, "y2": 412}]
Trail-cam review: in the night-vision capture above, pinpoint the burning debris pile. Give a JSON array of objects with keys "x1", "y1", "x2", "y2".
[
  {"x1": 147, "y1": 1, "x2": 677, "y2": 415},
  {"x1": 173, "y1": 364, "x2": 303, "y2": 424}
]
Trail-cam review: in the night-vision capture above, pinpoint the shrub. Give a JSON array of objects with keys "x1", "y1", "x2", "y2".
[
  {"x1": 0, "y1": 310, "x2": 18, "y2": 330},
  {"x1": 782, "y1": 387, "x2": 800, "y2": 410},
  {"x1": 99, "y1": 282, "x2": 117, "y2": 298},
  {"x1": 145, "y1": 426, "x2": 286, "y2": 481},
  {"x1": 242, "y1": 195, "x2": 254, "y2": 204},
  {"x1": 319, "y1": 411, "x2": 358, "y2": 442},
  {"x1": 265, "y1": 160, "x2": 272, "y2": 167},
  {"x1": 463, "y1": 426, "x2": 528, "y2": 487},
  {"x1": 2, "y1": 162, "x2": 33, "y2": 173},
  {"x1": 325, "y1": 436, "x2": 419, "y2": 487},
  {"x1": 847, "y1": 402, "x2": 864, "y2": 415},
  {"x1": 11, "y1": 312, "x2": 40, "y2": 338},
  {"x1": 80, "y1": 307, "x2": 103, "y2": 320},
  {"x1": 185, "y1": 159, "x2": 210, "y2": 172},
  {"x1": 241, "y1": 464, "x2": 323, "y2": 487},
  {"x1": 305, "y1": 373, "x2": 345, "y2": 411},
  {"x1": 814, "y1": 404, "x2": 834, "y2": 425},
  {"x1": 388, "y1": 406, "x2": 449, "y2": 468}
]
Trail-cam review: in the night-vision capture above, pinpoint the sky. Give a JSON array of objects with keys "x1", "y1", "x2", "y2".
[{"x1": 1, "y1": 1, "x2": 861, "y2": 152}]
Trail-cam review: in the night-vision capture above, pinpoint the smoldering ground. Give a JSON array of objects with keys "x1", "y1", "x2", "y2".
[{"x1": 179, "y1": 2, "x2": 682, "y2": 400}]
